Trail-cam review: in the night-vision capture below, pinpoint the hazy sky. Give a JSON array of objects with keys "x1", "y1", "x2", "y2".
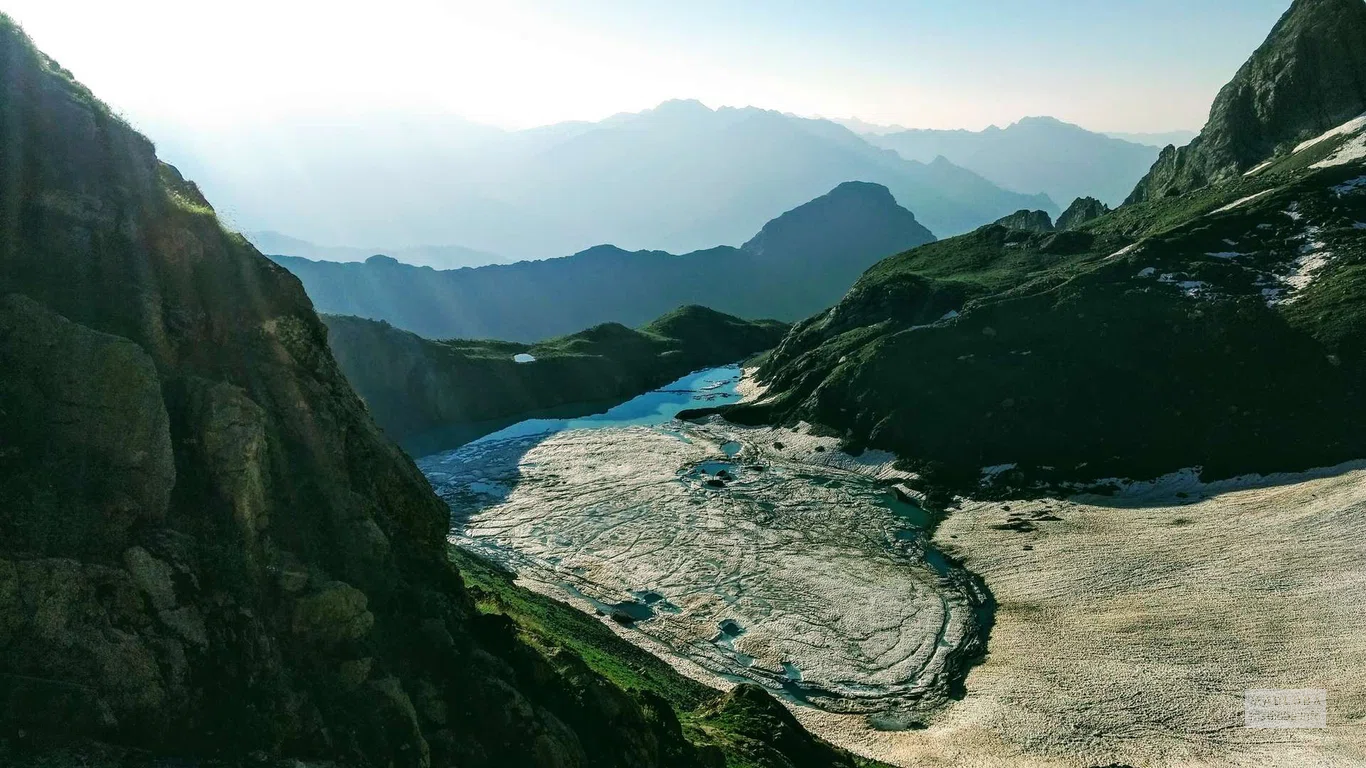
[{"x1": 5, "y1": 0, "x2": 1291, "y2": 133}]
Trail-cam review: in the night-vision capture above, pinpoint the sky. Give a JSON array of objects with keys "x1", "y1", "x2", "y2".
[{"x1": 3, "y1": 0, "x2": 1293, "y2": 135}]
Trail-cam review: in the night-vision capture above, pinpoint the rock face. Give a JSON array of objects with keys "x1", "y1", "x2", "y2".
[
  {"x1": 0, "y1": 17, "x2": 766, "y2": 767},
  {"x1": 1056, "y1": 197, "x2": 1111, "y2": 230},
  {"x1": 990, "y1": 209, "x2": 1055, "y2": 233},
  {"x1": 1128, "y1": 0, "x2": 1366, "y2": 202},
  {"x1": 699, "y1": 685, "x2": 857, "y2": 768}
]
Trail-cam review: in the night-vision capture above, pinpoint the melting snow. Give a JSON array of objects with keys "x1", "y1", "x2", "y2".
[
  {"x1": 1266, "y1": 225, "x2": 1333, "y2": 306},
  {"x1": 1243, "y1": 159, "x2": 1274, "y2": 177},
  {"x1": 513, "y1": 353, "x2": 537, "y2": 363},
  {"x1": 1332, "y1": 175, "x2": 1366, "y2": 196},
  {"x1": 1293, "y1": 113, "x2": 1366, "y2": 154},
  {"x1": 980, "y1": 463, "x2": 1018, "y2": 484},
  {"x1": 1107, "y1": 243, "x2": 1140, "y2": 260},
  {"x1": 1211, "y1": 190, "x2": 1271, "y2": 214},
  {"x1": 1312, "y1": 132, "x2": 1366, "y2": 169},
  {"x1": 1158, "y1": 273, "x2": 1209, "y2": 298}
]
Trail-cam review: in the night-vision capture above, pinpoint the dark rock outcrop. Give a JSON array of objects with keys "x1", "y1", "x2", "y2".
[
  {"x1": 1056, "y1": 197, "x2": 1111, "y2": 230},
  {"x1": 990, "y1": 209, "x2": 1055, "y2": 233},
  {"x1": 1127, "y1": 0, "x2": 1366, "y2": 202},
  {"x1": 698, "y1": 685, "x2": 857, "y2": 768},
  {"x1": 0, "y1": 16, "x2": 788, "y2": 767}
]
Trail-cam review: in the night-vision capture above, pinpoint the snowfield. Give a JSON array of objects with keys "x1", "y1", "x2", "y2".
[{"x1": 802, "y1": 463, "x2": 1366, "y2": 767}]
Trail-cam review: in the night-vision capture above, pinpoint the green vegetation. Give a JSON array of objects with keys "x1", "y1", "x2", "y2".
[
  {"x1": 324, "y1": 305, "x2": 788, "y2": 453},
  {"x1": 451, "y1": 548, "x2": 890, "y2": 768},
  {"x1": 727, "y1": 160, "x2": 1366, "y2": 495}
]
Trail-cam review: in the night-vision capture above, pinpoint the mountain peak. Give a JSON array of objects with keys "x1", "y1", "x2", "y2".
[
  {"x1": 741, "y1": 181, "x2": 934, "y2": 259},
  {"x1": 1056, "y1": 196, "x2": 1111, "y2": 230},
  {"x1": 1127, "y1": 0, "x2": 1366, "y2": 202},
  {"x1": 647, "y1": 98, "x2": 713, "y2": 116},
  {"x1": 991, "y1": 209, "x2": 1056, "y2": 233}
]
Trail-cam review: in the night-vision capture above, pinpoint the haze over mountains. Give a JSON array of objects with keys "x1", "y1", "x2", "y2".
[
  {"x1": 864, "y1": 116, "x2": 1165, "y2": 208},
  {"x1": 244, "y1": 230, "x2": 509, "y2": 270},
  {"x1": 271, "y1": 181, "x2": 936, "y2": 341},
  {"x1": 154, "y1": 99, "x2": 1046, "y2": 260}
]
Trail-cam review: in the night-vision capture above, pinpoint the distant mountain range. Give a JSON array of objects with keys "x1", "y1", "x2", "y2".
[
  {"x1": 244, "y1": 230, "x2": 508, "y2": 270},
  {"x1": 863, "y1": 116, "x2": 1164, "y2": 208},
  {"x1": 270, "y1": 181, "x2": 936, "y2": 341},
  {"x1": 1103, "y1": 130, "x2": 1199, "y2": 148},
  {"x1": 150, "y1": 100, "x2": 1047, "y2": 259}
]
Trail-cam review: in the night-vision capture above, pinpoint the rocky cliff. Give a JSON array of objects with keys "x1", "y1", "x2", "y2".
[
  {"x1": 1127, "y1": 0, "x2": 1366, "y2": 202},
  {"x1": 0, "y1": 17, "x2": 852, "y2": 768}
]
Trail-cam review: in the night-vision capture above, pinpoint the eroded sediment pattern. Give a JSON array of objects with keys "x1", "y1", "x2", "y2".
[{"x1": 422, "y1": 421, "x2": 986, "y2": 717}]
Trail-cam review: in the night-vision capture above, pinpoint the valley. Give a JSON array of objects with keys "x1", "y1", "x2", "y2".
[
  {"x1": 5, "y1": 1, "x2": 1366, "y2": 767},
  {"x1": 420, "y1": 369, "x2": 991, "y2": 723}
]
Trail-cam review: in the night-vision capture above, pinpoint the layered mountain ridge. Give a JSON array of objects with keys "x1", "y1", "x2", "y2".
[
  {"x1": 271, "y1": 181, "x2": 935, "y2": 342},
  {"x1": 157, "y1": 98, "x2": 1047, "y2": 259},
  {"x1": 867, "y1": 115, "x2": 1161, "y2": 207}
]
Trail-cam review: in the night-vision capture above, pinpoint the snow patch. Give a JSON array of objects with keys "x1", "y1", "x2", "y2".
[
  {"x1": 1355, "y1": 222, "x2": 1366, "y2": 230},
  {"x1": 1266, "y1": 226, "x2": 1332, "y2": 305},
  {"x1": 1293, "y1": 112, "x2": 1366, "y2": 154},
  {"x1": 1137, "y1": 267, "x2": 1156, "y2": 278},
  {"x1": 1205, "y1": 252, "x2": 1244, "y2": 259},
  {"x1": 1211, "y1": 190, "x2": 1271, "y2": 214},
  {"x1": 1107, "y1": 243, "x2": 1140, "y2": 260},
  {"x1": 1312, "y1": 132, "x2": 1366, "y2": 169},
  {"x1": 1243, "y1": 159, "x2": 1274, "y2": 177},
  {"x1": 513, "y1": 353, "x2": 537, "y2": 363},
  {"x1": 979, "y1": 463, "x2": 1018, "y2": 484},
  {"x1": 1158, "y1": 273, "x2": 1209, "y2": 298},
  {"x1": 1332, "y1": 175, "x2": 1366, "y2": 196}
]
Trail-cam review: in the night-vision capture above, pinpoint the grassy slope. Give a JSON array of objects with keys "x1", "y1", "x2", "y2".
[
  {"x1": 450, "y1": 548, "x2": 891, "y2": 768},
  {"x1": 730, "y1": 157, "x2": 1366, "y2": 495},
  {"x1": 325, "y1": 305, "x2": 788, "y2": 451}
]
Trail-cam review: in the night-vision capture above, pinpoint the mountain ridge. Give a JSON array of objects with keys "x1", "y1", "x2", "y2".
[
  {"x1": 270, "y1": 181, "x2": 936, "y2": 342},
  {"x1": 704, "y1": 2, "x2": 1366, "y2": 498},
  {"x1": 324, "y1": 306, "x2": 789, "y2": 454},
  {"x1": 1128, "y1": 0, "x2": 1366, "y2": 202},
  {"x1": 154, "y1": 99, "x2": 1048, "y2": 259},
  {"x1": 865, "y1": 115, "x2": 1161, "y2": 207}
]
